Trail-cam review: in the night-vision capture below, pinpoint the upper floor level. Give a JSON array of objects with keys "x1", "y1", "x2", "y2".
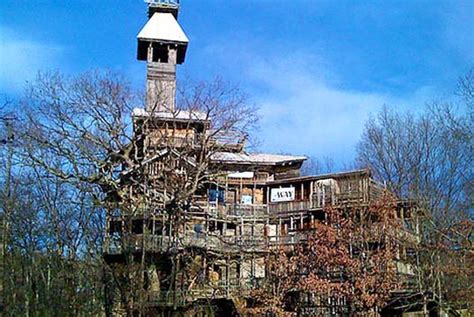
[{"x1": 199, "y1": 169, "x2": 386, "y2": 217}]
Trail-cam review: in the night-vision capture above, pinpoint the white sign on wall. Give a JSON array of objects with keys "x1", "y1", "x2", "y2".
[
  {"x1": 228, "y1": 171, "x2": 254, "y2": 179},
  {"x1": 270, "y1": 187, "x2": 295, "y2": 203}
]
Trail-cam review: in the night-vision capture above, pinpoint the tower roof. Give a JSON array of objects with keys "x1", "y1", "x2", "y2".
[
  {"x1": 211, "y1": 152, "x2": 307, "y2": 166},
  {"x1": 137, "y1": 12, "x2": 188, "y2": 44}
]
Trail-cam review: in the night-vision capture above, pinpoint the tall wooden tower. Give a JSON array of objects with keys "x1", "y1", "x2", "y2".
[{"x1": 137, "y1": 0, "x2": 188, "y2": 113}]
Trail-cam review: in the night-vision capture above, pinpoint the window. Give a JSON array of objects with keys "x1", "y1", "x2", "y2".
[
  {"x1": 209, "y1": 189, "x2": 225, "y2": 203},
  {"x1": 152, "y1": 44, "x2": 168, "y2": 63}
]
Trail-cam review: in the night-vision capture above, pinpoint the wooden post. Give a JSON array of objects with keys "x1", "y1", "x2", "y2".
[
  {"x1": 226, "y1": 258, "x2": 230, "y2": 296},
  {"x1": 160, "y1": 218, "x2": 164, "y2": 249},
  {"x1": 266, "y1": 186, "x2": 270, "y2": 213},
  {"x1": 278, "y1": 217, "x2": 282, "y2": 242},
  {"x1": 322, "y1": 185, "x2": 326, "y2": 206},
  {"x1": 317, "y1": 185, "x2": 321, "y2": 208},
  {"x1": 252, "y1": 185, "x2": 255, "y2": 216},
  {"x1": 225, "y1": 176, "x2": 229, "y2": 216},
  {"x1": 239, "y1": 177, "x2": 243, "y2": 205},
  {"x1": 239, "y1": 255, "x2": 243, "y2": 287},
  {"x1": 331, "y1": 181, "x2": 335, "y2": 204},
  {"x1": 147, "y1": 42, "x2": 153, "y2": 62},
  {"x1": 169, "y1": 216, "x2": 173, "y2": 239},
  {"x1": 152, "y1": 215, "x2": 155, "y2": 235},
  {"x1": 264, "y1": 218, "x2": 269, "y2": 248},
  {"x1": 104, "y1": 215, "x2": 110, "y2": 252}
]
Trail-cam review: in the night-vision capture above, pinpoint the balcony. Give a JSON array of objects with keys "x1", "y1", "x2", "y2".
[
  {"x1": 148, "y1": 135, "x2": 197, "y2": 149},
  {"x1": 105, "y1": 232, "x2": 269, "y2": 255},
  {"x1": 202, "y1": 202, "x2": 268, "y2": 219},
  {"x1": 269, "y1": 200, "x2": 312, "y2": 214},
  {"x1": 215, "y1": 173, "x2": 272, "y2": 186},
  {"x1": 145, "y1": 283, "x2": 248, "y2": 308},
  {"x1": 268, "y1": 178, "x2": 386, "y2": 214},
  {"x1": 268, "y1": 232, "x2": 307, "y2": 246},
  {"x1": 225, "y1": 204, "x2": 268, "y2": 218}
]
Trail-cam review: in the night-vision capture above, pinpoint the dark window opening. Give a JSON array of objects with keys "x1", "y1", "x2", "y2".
[
  {"x1": 109, "y1": 221, "x2": 122, "y2": 233},
  {"x1": 152, "y1": 44, "x2": 168, "y2": 63},
  {"x1": 208, "y1": 221, "x2": 216, "y2": 232},
  {"x1": 209, "y1": 189, "x2": 226, "y2": 204},
  {"x1": 209, "y1": 221, "x2": 224, "y2": 234},
  {"x1": 132, "y1": 220, "x2": 143, "y2": 234}
]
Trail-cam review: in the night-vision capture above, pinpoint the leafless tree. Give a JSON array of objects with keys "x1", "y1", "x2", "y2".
[
  {"x1": 7, "y1": 70, "x2": 258, "y2": 315},
  {"x1": 356, "y1": 69, "x2": 474, "y2": 314},
  {"x1": 0, "y1": 78, "x2": 109, "y2": 315},
  {"x1": 458, "y1": 68, "x2": 474, "y2": 110},
  {"x1": 300, "y1": 155, "x2": 336, "y2": 176},
  {"x1": 244, "y1": 194, "x2": 403, "y2": 317}
]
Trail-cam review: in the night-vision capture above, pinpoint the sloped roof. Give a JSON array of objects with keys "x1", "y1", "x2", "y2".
[
  {"x1": 133, "y1": 108, "x2": 208, "y2": 121},
  {"x1": 137, "y1": 12, "x2": 188, "y2": 44},
  {"x1": 211, "y1": 152, "x2": 307, "y2": 165},
  {"x1": 268, "y1": 169, "x2": 372, "y2": 185}
]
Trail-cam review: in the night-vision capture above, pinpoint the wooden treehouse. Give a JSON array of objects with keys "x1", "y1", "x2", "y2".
[{"x1": 103, "y1": 1, "x2": 422, "y2": 316}]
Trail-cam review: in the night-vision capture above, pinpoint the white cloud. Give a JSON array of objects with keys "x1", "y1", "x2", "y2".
[
  {"x1": 218, "y1": 45, "x2": 436, "y2": 164},
  {"x1": 252, "y1": 56, "x2": 386, "y2": 159},
  {"x1": 0, "y1": 26, "x2": 65, "y2": 93}
]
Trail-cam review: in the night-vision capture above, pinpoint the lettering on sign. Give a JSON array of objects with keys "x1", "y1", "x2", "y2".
[{"x1": 270, "y1": 187, "x2": 295, "y2": 203}]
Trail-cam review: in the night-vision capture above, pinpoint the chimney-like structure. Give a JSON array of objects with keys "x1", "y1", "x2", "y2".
[{"x1": 137, "y1": 0, "x2": 188, "y2": 112}]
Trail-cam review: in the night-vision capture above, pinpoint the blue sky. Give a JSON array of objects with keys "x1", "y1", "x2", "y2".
[{"x1": 1, "y1": 0, "x2": 473, "y2": 164}]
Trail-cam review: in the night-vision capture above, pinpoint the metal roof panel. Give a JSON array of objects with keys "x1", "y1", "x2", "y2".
[{"x1": 137, "y1": 12, "x2": 188, "y2": 44}]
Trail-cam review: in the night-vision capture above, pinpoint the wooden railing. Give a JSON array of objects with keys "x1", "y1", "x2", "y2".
[
  {"x1": 269, "y1": 233, "x2": 307, "y2": 245},
  {"x1": 269, "y1": 200, "x2": 312, "y2": 214},
  {"x1": 268, "y1": 179, "x2": 387, "y2": 214},
  {"x1": 215, "y1": 173, "x2": 272, "y2": 185},
  {"x1": 369, "y1": 179, "x2": 385, "y2": 201},
  {"x1": 148, "y1": 135, "x2": 197, "y2": 148},
  {"x1": 107, "y1": 179, "x2": 387, "y2": 221},
  {"x1": 202, "y1": 202, "x2": 268, "y2": 218},
  {"x1": 145, "y1": 283, "x2": 247, "y2": 308},
  {"x1": 105, "y1": 232, "x2": 270, "y2": 254},
  {"x1": 225, "y1": 204, "x2": 268, "y2": 217}
]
